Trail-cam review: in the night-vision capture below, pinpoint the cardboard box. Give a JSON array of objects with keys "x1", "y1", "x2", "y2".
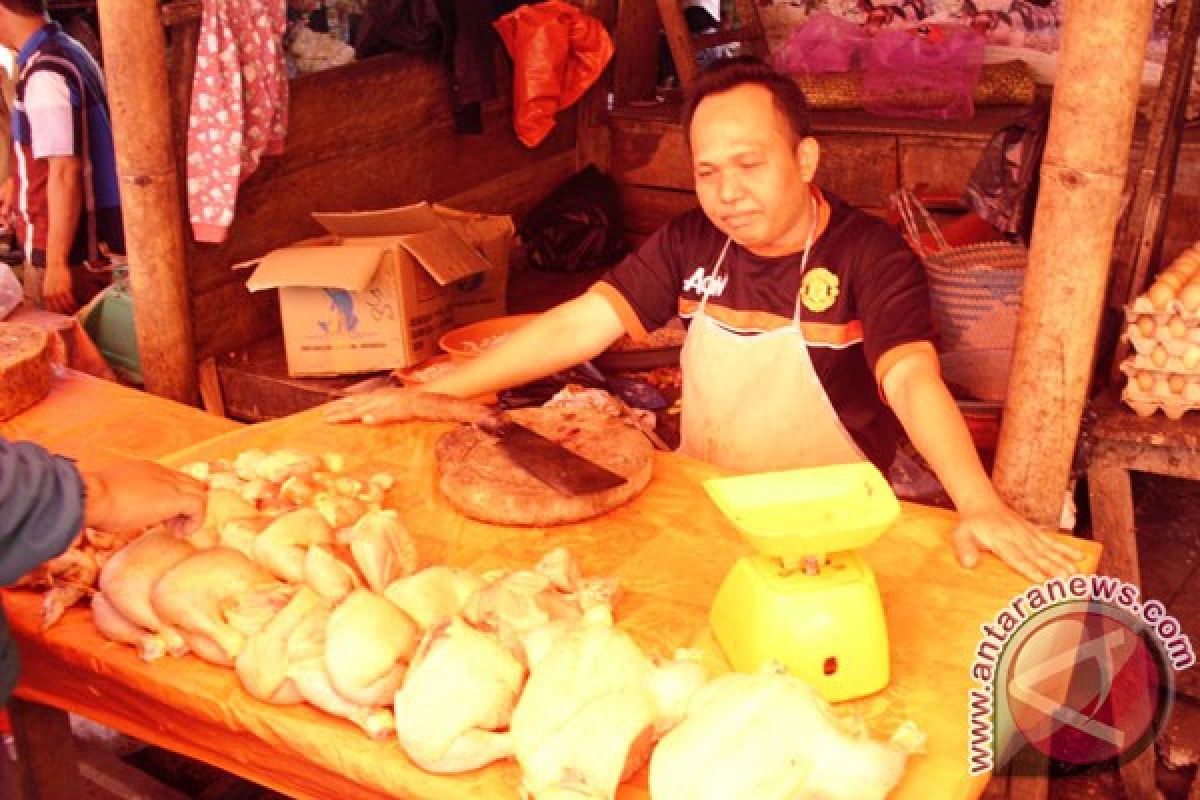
[
  {"x1": 432, "y1": 204, "x2": 516, "y2": 327},
  {"x1": 242, "y1": 203, "x2": 514, "y2": 377}
]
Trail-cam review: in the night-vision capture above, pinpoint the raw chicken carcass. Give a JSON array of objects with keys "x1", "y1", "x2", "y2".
[
  {"x1": 94, "y1": 528, "x2": 197, "y2": 659},
  {"x1": 648, "y1": 667, "x2": 924, "y2": 800},
  {"x1": 383, "y1": 566, "x2": 485, "y2": 630},
  {"x1": 394, "y1": 618, "x2": 525, "y2": 773},
  {"x1": 236, "y1": 586, "x2": 326, "y2": 704},
  {"x1": 465, "y1": 548, "x2": 612, "y2": 655},
  {"x1": 510, "y1": 610, "x2": 705, "y2": 799},
  {"x1": 324, "y1": 588, "x2": 418, "y2": 707},
  {"x1": 342, "y1": 509, "x2": 417, "y2": 592},
  {"x1": 253, "y1": 508, "x2": 333, "y2": 583},
  {"x1": 304, "y1": 545, "x2": 361, "y2": 601},
  {"x1": 279, "y1": 599, "x2": 397, "y2": 739},
  {"x1": 150, "y1": 547, "x2": 281, "y2": 666}
]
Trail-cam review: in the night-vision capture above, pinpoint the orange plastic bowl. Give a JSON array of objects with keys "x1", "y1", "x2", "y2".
[{"x1": 438, "y1": 314, "x2": 539, "y2": 362}]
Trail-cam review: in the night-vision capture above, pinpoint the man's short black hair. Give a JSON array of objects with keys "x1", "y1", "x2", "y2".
[
  {"x1": 681, "y1": 56, "x2": 812, "y2": 147},
  {"x1": 0, "y1": 0, "x2": 47, "y2": 15}
]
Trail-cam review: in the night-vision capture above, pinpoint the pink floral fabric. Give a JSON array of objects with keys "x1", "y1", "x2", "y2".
[{"x1": 187, "y1": 0, "x2": 288, "y2": 244}]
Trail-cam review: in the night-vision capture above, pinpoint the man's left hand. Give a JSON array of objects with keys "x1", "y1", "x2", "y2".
[
  {"x1": 42, "y1": 263, "x2": 77, "y2": 314},
  {"x1": 951, "y1": 502, "x2": 1084, "y2": 583}
]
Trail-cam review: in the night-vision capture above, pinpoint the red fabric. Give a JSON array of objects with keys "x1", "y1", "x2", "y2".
[{"x1": 494, "y1": 1, "x2": 613, "y2": 148}]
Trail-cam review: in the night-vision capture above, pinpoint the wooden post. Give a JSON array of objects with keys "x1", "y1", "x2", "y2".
[
  {"x1": 992, "y1": 0, "x2": 1155, "y2": 526},
  {"x1": 95, "y1": 0, "x2": 197, "y2": 403}
]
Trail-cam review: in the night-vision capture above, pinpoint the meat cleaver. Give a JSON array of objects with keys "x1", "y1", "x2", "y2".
[
  {"x1": 370, "y1": 391, "x2": 628, "y2": 496},
  {"x1": 477, "y1": 412, "x2": 628, "y2": 496}
]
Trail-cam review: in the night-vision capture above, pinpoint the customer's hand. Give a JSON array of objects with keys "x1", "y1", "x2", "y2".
[
  {"x1": 83, "y1": 459, "x2": 207, "y2": 536},
  {"x1": 42, "y1": 263, "x2": 77, "y2": 315}
]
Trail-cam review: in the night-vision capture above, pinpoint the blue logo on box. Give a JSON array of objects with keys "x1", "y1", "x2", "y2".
[{"x1": 319, "y1": 288, "x2": 359, "y2": 334}]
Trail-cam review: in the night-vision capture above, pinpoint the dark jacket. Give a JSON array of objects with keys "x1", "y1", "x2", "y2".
[{"x1": 0, "y1": 439, "x2": 85, "y2": 705}]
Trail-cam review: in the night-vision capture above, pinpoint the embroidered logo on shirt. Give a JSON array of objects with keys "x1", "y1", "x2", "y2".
[
  {"x1": 682, "y1": 266, "x2": 729, "y2": 297},
  {"x1": 800, "y1": 267, "x2": 839, "y2": 312}
]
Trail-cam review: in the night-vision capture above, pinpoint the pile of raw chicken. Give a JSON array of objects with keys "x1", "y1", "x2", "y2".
[{"x1": 19, "y1": 447, "x2": 925, "y2": 799}]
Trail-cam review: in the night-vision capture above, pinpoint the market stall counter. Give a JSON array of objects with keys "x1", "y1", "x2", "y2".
[{"x1": 5, "y1": 405, "x2": 1100, "y2": 799}]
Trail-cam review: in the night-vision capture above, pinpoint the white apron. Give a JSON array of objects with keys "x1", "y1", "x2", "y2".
[{"x1": 678, "y1": 213, "x2": 867, "y2": 474}]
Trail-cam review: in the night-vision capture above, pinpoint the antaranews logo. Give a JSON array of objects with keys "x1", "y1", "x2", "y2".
[{"x1": 967, "y1": 574, "x2": 1195, "y2": 776}]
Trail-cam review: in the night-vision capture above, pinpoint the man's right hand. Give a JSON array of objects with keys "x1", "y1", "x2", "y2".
[
  {"x1": 42, "y1": 263, "x2": 77, "y2": 314},
  {"x1": 324, "y1": 388, "x2": 492, "y2": 426},
  {"x1": 324, "y1": 388, "x2": 428, "y2": 425}
]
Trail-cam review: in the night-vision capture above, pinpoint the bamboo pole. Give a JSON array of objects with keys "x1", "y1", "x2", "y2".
[
  {"x1": 95, "y1": 0, "x2": 196, "y2": 403},
  {"x1": 992, "y1": 0, "x2": 1155, "y2": 526}
]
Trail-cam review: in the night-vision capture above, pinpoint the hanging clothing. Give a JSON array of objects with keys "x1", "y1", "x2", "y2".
[
  {"x1": 494, "y1": 1, "x2": 614, "y2": 148},
  {"x1": 678, "y1": 200, "x2": 866, "y2": 473},
  {"x1": 355, "y1": 0, "x2": 503, "y2": 134},
  {"x1": 187, "y1": 0, "x2": 288, "y2": 244}
]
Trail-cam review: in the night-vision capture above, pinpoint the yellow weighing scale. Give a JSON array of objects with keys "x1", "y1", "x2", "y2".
[{"x1": 703, "y1": 462, "x2": 900, "y2": 703}]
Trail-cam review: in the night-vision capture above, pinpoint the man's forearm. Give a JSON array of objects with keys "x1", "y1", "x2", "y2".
[
  {"x1": 45, "y1": 158, "x2": 83, "y2": 269},
  {"x1": 886, "y1": 358, "x2": 1003, "y2": 514},
  {"x1": 427, "y1": 292, "x2": 626, "y2": 398}
]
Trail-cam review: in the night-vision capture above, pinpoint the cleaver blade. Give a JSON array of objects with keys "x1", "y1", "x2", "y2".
[{"x1": 479, "y1": 415, "x2": 628, "y2": 496}]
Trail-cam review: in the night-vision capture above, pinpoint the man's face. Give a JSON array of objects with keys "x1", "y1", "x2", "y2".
[{"x1": 689, "y1": 84, "x2": 814, "y2": 257}]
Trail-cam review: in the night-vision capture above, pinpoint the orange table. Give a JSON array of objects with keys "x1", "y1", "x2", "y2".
[
  {"x1": 0, "y1": 367, "x2": 240, "y2": 466},
  {"x1": 5, "y1": 406, "x2": 1100, "y2": 800},
  {"x1": 1, "y1": 368, "x2": 240, "y2": 799}
]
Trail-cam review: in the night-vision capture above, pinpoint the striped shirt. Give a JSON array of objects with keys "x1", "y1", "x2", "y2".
[{"x1": 12, "y1": 22, "x2": 124, "y2": 267}]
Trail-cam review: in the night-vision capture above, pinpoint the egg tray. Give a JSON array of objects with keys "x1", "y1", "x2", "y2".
[
  {"x1": 1121, "y1": 383, "x2": 1200, "y2": 420},
  {"x1": 1123, "y1": 322, "x2": 1200, "y2": 362},
  {"x1": 1124, "y1": 348, "x2": 1200, "y2": 374},
  {"x1": 1120, "y1": 357, "x2": 1200, "y2": 420},
  {"x1": 1128, "y1": 295, "x2": 1200, "y2": 317}
]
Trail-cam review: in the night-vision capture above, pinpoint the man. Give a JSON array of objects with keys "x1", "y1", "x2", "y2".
[
  {"x1": 327, "y1": 58, "x2": 1080, "y2": 583},
  {"x1": 1, "y1": 438, "x2": 206, "y2": 704},
  {"x1": 0, "y1": 0, "x2": 123, "y2": 315}
]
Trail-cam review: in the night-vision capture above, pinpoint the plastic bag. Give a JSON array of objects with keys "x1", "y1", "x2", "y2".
[
  {"x1": 520, "y1": 165, "x2": 628, "y2": 273},
  {"x1": 861, "y1": 25, "x2": 985, "y2": 120},
  {"x1": 774, "y1": 11, "x2": 869, "y2": 74},
  {"x1": 0, "y1": 264, "x2": 22, "y2": 319},
  {"x1": 494, "y1": 1, "x2": 614, "y2": 148}
]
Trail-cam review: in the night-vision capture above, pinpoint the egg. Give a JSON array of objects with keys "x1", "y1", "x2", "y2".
[
  {"x1": 1174, "y1": 258, "x2": 1200, "y2": 280},
  {"x1": 1135, "y1": 370, "x2": 1155, "y2": 392},
  {"x1": 1168, "y1": 315, "x2": 1189, "y2": 340},
  {"x1": 1153, "y1": 378, "x2": 1174, "y2": 398},
  {"x1": 1148, "y1": 282, "x2": 1175, "y2": 310},
  {"x1": 1159, "y1": 272, "x2": 1185, "y2": 291},
  {"x1": 1185, "y1": 382, "x2": 1200, "y2": 404},
  {"x1": 1180, "y1": 284, "x2": 1200, "y2": 314},
  {"x1": 1183, "y1": 344, "x2": 1200, "y2": 370},
  {"x1": 1151, "y1": 344, "x2": 1169, "y2": 368},
  {"x1": 1136, "y1": 316, "x2": 1157, "y2": 338},
  {"x1": 1169, "y1": 374, "x2": 1187, "y2": 394}
]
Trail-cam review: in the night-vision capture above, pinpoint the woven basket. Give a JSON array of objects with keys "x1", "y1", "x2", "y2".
[{"x1": 893, "y1": 188, "x2": 1027, "y2": 398}]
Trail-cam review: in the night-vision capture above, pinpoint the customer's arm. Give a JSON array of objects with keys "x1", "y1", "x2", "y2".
[
  {"x1": 0, "y1": 438, "x2": 86, "y2": 585},
  {"x1": 0, "y1": 439, "x2": 207, "y2": 586}
]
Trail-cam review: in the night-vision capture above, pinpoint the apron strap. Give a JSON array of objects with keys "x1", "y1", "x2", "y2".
[{"x1": 791, "y1": 193, "x2": 821, "y2": 329}]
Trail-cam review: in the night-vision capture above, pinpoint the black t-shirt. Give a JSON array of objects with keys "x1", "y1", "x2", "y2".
[{"x1": 592, "y1": 188, "x2": 935, "y2": 470}]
